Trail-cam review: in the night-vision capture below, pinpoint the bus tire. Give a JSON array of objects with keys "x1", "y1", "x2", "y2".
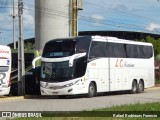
[
  {"x1": 87, "y1": 82, "x2": 96, "y2": 98},
  {"x1": 137, "y1": 80, "x2": 144, "y2": 93},
  {"x1": 130, "y1": 80, "x2": 137, "y2": 94}
]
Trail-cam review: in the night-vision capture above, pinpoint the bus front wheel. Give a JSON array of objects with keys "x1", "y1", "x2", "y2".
[{"x1": 87, "y1": 82, "x2": 96, "y2": 98}]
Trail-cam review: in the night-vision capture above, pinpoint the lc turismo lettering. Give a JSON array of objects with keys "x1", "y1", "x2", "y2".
[{"x1": 115, "y1": 59, "x2": 135, "y2": 68}]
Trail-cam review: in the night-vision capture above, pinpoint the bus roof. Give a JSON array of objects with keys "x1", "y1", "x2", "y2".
[
  {"x1": 45, "y1": 35, "x2": 153, "y2": 47},
  {"x1": 91, "y1": 35, "x2": 153, "y2": 46}
]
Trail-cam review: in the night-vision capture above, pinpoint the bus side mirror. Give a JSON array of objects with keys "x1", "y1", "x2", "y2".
[
  {"x1": 69, "y1": 53, "x2": 86, "y2": 67},
  {"x1": 32, "y1": 56, "x2": 42, "y2": 69}
]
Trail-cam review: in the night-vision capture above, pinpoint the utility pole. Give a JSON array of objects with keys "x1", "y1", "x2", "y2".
[
  {"x1": 9, "y1": 0, "x2": 17, "y2": 49},
  {"x1": 18, "y1": 0, "x2": 25, "y2": 96},
  {"x1": 72, "y1": 0, "x2": 83, "y2": 37},
  {"x1": 69, "y1": 0, "x2": 72, "y2": 37},
  {"x1": 72, "y1": 0, "x2": 77, "y2": 37}
]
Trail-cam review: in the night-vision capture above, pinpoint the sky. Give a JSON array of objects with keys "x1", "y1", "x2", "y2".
[
  {"x1": 0, "y1": 0, "x2": 34, "y2": 45},
  {"x1": 0, "y1": 0, "x2": 160, "y2": 45}
]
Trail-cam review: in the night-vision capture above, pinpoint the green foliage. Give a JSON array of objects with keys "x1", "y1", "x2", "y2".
[
  {"x1": 24, "y1": 42, "x2": 35, "y2": 50},
  {"x1": 14, "y1": 102, "x2": 160, "y2": 120},
  {"x1": 156, "y1": 78, "x2": 160, "y2": 84},
  {"x1": 96, "y1": 102, "x2": 160, "y2": 111},
  {"x1": 139, "y1": 36, "x2": 160, "y2": 83},
  {"x1": 138, "y1": 36, "x2": 160, "y2": 56}
]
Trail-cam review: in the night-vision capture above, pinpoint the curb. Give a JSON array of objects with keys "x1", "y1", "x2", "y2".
[
  {"x1": 24, "y1": 95, "x2": 58, "y2": 99},
  {"x1": 146, "y1": 86, "x2": 160, "y2": 90},
  {"x1": 155, "y1": 84, "x2": 160, "y2": 87},
  {"x1": 0, "y1": 96, "x2": 24, "y2": 101}
]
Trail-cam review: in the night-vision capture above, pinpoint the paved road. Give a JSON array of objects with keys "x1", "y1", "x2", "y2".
[{"x1": 0, "y1": 87, "x2": 160, "y2": 111}]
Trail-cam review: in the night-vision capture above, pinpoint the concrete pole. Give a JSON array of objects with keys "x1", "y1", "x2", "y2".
[
  {"x1": 18, "y1": 0, "x2": 25, "y2": 96},
  {"x1": 13, "y1": 0, "x2": 16, "y2": 49}
]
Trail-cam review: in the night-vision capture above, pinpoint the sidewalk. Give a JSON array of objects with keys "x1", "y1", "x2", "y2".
[{"x1": 0, "y1": 96, "x2": 24, "y2": 101}]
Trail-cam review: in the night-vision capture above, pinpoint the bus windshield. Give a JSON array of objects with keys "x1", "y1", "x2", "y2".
[
  {"x1": 42, "y1": 39, "x2": 76, "y2": 58},
  {"x1": 42, "y1": 36, "x2": 92, "y2": 58},
  {"x1": 41, "y1": 61, "x2": 73, "y2": 82},
  {"x1": 41, "y1": 36, "x2": 91, "y2": 82}
]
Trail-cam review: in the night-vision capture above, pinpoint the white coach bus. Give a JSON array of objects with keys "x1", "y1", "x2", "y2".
[
  {"x1": 40, "y1": 36, "x2": 155, "y2": 97},
  {"x1": 0, "y1": 45, "x2": 11, "y2": 95}
]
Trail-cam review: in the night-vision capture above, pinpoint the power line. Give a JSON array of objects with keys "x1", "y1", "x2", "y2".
[
  {"x1": 2, "y1": 1, "x2": 160, "y2": 24},
  {"x1": 22, "y1": 2, "x2": 160, "y2": 33},
  {"x1": 0, "y1": 1, "x2": 160, "y2": 35},
  {"x1": 22, "y1": 5, "x2": 151, "y2": 33},
  {"x1": 84, "y1": 1, "x2": 160, "y2": 23}
]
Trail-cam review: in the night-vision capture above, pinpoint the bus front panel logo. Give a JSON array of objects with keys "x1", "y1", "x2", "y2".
[{"x1": 0, "y1": 73, "x2": 6, "y2": 84}]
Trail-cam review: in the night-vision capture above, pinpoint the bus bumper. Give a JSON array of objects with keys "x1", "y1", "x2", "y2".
[
  {"x1": 0, "y1": 87, "x2": 10, "y2": 95},
  {"x1": 40, "y1": 82, "x2": 87, "y2": 95}
]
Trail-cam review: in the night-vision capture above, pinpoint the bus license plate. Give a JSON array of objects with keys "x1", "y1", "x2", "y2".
[{"x1": 53, "y1": 92, "x2": 58, "y2": 95}]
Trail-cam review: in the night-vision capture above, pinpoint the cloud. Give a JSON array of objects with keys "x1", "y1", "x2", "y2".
[
  {"x1": 91, "y1": 15, "x2": 104, "y2": 20},
  {"x1": 23, "y1": 4, "x2": 35, "y2": 31},
  {"x1": 0, "y1": 0, "x2": 35, "y2": 31},
  {"x1": 146, "y1": 23, "x2": 160, "y2": 31},
  {"x1": 91, "y1": 15, "x2": 104, "y2": 26},
  {"x1": 0, "y1": 0, "x2": 19, "y2": 30},
  {"x1": 0, "y1": 14, "x2": 12, "y2": 30},
  {"x1": 0, "y1": 0, "x2": 35, "y2": 44}
]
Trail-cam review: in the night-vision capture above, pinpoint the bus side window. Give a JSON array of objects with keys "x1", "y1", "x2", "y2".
[
  {"x1": 89, "y1": 41, "x2": 98, "y2": 59},
  {"x1": 139, "y1": 45, "x2": 145, "y2": 58},
  {"x1": 126, "y1": 44, "x2": 153, "y2": 59},
  {"x1": 126, "y1": 44, "x2": 134, "y2": 58},
  {"x1": 133, "y1": 45, "x2": 138, "y2": 58},
  {"x1": 76, "y1": 37, "x2": 91, "y2": 54},
  {"x1": 109, "y1": 43, "x2": 126, "y2": 58},
  {"x1": 89, "y1": 41, "x2": 106, "y2": 59},
  {"x1": 143, "y1": 46, "x2": 153, "y2": 58}
]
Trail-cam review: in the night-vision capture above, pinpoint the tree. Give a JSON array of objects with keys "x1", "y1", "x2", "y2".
[
  {"x1": 138, "y1": 36, "x2": 160, "y2": 56},
  {"x1": 24, "y1": 42, "x2": 35, "y2": 50}
]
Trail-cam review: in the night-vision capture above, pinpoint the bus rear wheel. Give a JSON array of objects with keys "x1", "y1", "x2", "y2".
[
  {"x1": 130, "y1": 80, "x2": 137, "y2": 94},
  {"x1": 137, "y1": 80, "x2": 144, "y2": 93},
  {"x1": 87, "y1": 82, "x2": 96, "y2": 98}
]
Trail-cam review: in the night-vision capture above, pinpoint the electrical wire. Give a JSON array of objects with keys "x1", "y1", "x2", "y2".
[{"x1": 0, "y1": 1, "x2": 160, "y2": 34}]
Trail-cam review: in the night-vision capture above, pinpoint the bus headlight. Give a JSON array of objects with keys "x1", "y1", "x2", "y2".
[
  {"x1": 40, "y1": 82, "x2": 47, "y2": 88},
  {"x1": 64, "y1": 80, "x2": 80, "y2": 88}
]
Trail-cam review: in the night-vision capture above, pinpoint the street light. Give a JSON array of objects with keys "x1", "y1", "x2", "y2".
[{"x1": 116, "y1": 25, "x2": 122, "y2": 31}]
